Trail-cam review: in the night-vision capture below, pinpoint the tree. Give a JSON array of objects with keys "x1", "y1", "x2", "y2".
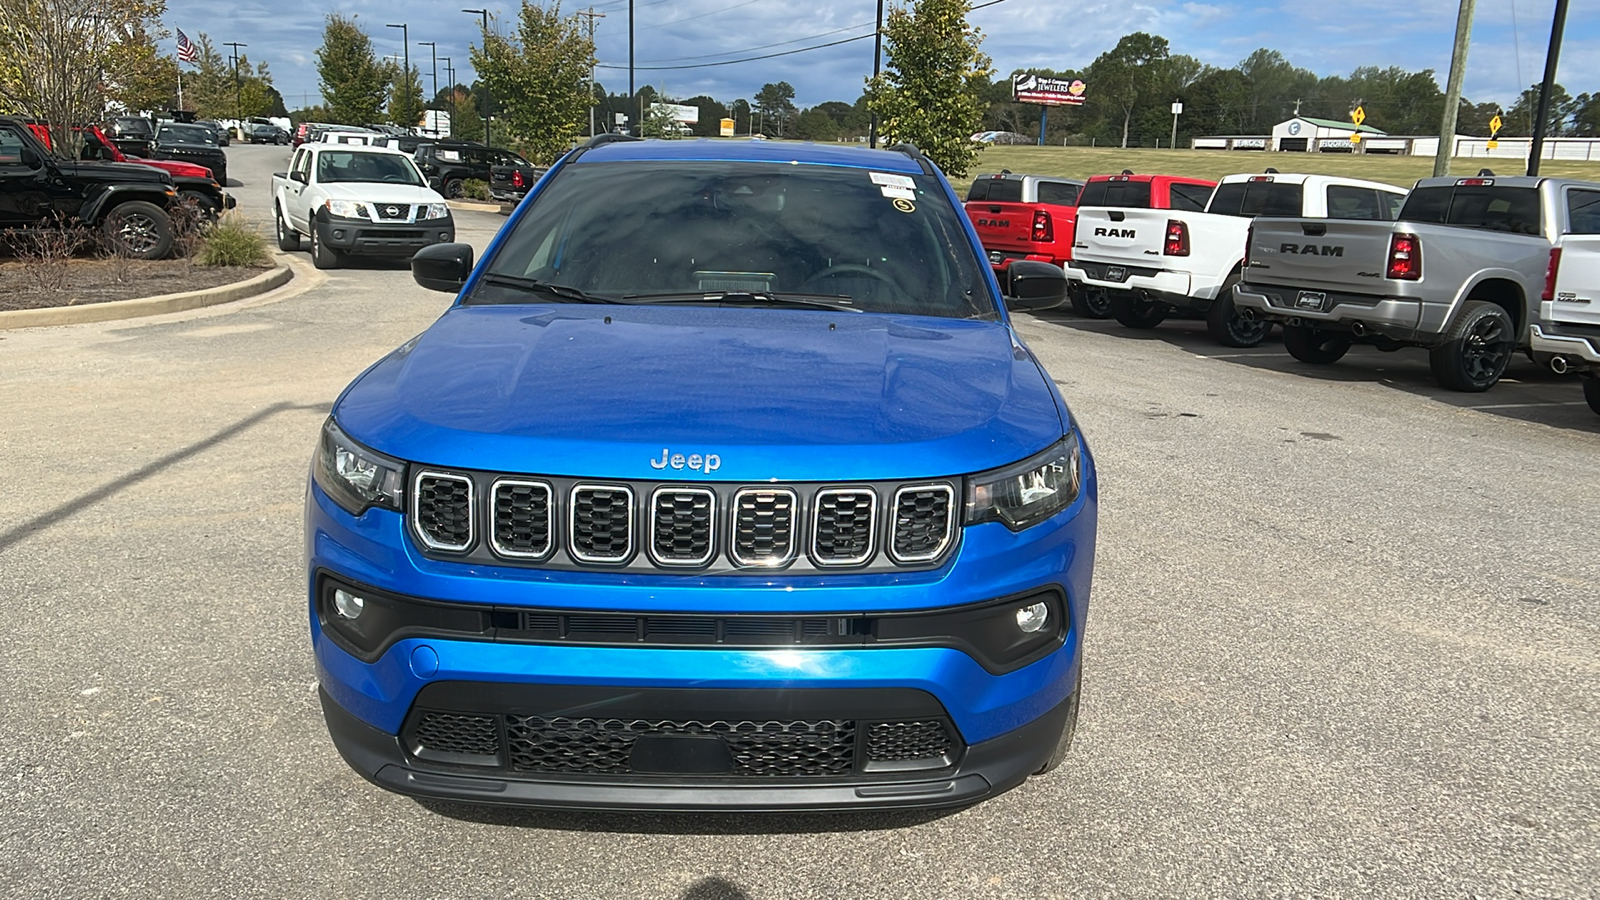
[
  {"x1": 680, "y1": 94, "x2": 727, "y2": 136},
  {"x1": 1086, "y1": 32, "x2": 1169, "y2": 148},
  {"x1": 387, "y1": 62, "x2": 424, "y2": 128},
  {"x1": 471, "y1": 1, "x2": 594, "y2": 163},
  {"x1": 1506, "y1": 82, "x2": 1575, "y2": 137},
  {"x1": 754, "y1": 81, "x2": 797, "y2": 136},
  {"x1": 0, "y1": 0, "x2": 167, "y2": 151},
  {"x1": 793, "y1": 107, "x2": 839, "y2": 141},
  {"x1": 316, "y1": 14, "x2": 389, "y2": 125},
  {"x1": 865, "y1": 0, "x2": 991, "y2": 177},
  {"x1": 104, "y1": 23, "x2": 179, "y2": 113},
  {"x1": 177, "y1": 34, "x2": 276, "y2": 122}
]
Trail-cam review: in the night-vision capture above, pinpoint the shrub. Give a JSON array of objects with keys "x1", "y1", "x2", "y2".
[
  {"x1": 463, "y1": 178, "x2": 491, "y2": 201},
  {"x1": 3, "y1": 217, "x2": 89, "y2": 295},
  {"x1": 196, "y1": 213, "x2": 272, "y2": 267}
]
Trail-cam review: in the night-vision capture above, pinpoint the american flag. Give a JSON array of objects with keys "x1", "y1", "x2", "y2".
[{"x1": 176, "y1": 29, "x2": 197, "y2": 64}]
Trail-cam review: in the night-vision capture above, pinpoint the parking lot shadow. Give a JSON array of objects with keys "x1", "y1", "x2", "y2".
[
  {"x1": 1030, "y1": 310, "x2": 1600, "y2": 435},
  {"x1": 413, "y1": 798, "x2": 966, "y2": 835},
  {"x1": 679, "y1": 877, "x2": 752, "y2": 900}
]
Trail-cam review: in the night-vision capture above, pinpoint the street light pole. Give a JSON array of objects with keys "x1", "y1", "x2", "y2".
[
  {"x1": 224, "y1": 42, "x2": 247, "y2": 135},
  {"x1": 629, "y1": 0, "x2": 635, "y2": 135},
  {"x1": 868, "y1": 0, "x2": 883, "y2": 148},
  {"x1": 419, "y1": 41, "x2": 438, "y2": 134},
  {"x1": 442, "y1": 57, "x2": 455, "y2": 138},
  {"x1": 1527, "y1": 0, "x2": 1570, "y2": 177},
  {"x1": 386, "y1": 23, "x2": 410, "y2": 127},
  {"x1": 462, "y1": 9, "x2": 491, "y2": 144}
]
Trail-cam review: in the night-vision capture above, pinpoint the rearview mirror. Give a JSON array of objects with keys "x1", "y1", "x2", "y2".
[
  {"x1": 290, "y1": 170, "x2": 308, "y2": 184},
  {"x1": 412, "y1": 243, "x2": 475, "y2": 293},
  {"x1": 1006, "y1": 261, "x2": 1067, "y2": 311}
]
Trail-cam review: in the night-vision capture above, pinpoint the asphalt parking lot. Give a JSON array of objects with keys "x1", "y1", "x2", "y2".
[{"x1": 0, "y1": 144, "x2": 1595, "y2": 899}]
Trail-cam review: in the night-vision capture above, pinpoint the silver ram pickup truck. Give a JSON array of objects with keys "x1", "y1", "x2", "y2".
[{"x1": 1234, "y1": 174, "x2": 1600, "y2": 392}]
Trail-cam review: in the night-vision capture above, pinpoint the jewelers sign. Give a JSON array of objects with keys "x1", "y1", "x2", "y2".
[{"x1": 1013, "y1": 74, "x2": 1087, "y2": 106}]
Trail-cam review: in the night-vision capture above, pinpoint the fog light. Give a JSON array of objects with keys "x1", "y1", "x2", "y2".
[
  {"x1": 332, "y1": 229, "x2": 345, "y2": 240},
  {"x1": 1015, "y1": 601, "x2": 1049, "y2": 633},
  {"x1": 333, "y1": 588, "x2": 365, "y2": 619},
  {"x1": 440, "y1": 232, "x2": 452, "y2": 241}
]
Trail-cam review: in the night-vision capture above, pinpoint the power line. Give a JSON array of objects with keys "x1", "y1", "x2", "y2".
[
  {"x1": 638, "y1": 20, "x2": 874, "y2": 63},
  {"x1": 597, "y1": 31, "x2": 873, "y2": 71}
]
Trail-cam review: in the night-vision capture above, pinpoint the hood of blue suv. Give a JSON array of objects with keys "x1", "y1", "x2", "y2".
[{"x1": 333, "y1": 305, "x2": 1064, "y2": 482}]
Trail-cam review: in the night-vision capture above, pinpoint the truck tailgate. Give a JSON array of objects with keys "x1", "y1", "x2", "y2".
[
  {"x1": 1243, "y1": 218, "x2": 1401, "y2": 294},
  {"x1": 1552, "y1": 235, "x2": 1600, "y2": 328},
  {"x1": 964, "y1": 201, "x2": 1054, "y2": 251},
  {"x1": 1071, "y1": 208, "x2": 1170, "y2": 264}
]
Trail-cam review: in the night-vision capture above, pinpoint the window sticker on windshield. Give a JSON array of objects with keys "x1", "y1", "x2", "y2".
[
  {"x1": 892, "y1": 198, "x2": 916, "y2": 214},
  {"x1": 870, "y1": 172, "x2": 915, "y2": 189},
  {"x1": 880, "y1": 186, "x2": 915, "y2": 201}
]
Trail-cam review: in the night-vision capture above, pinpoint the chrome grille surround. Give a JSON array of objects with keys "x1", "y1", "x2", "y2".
[
  {"x1": 889, "y1": 483, "x2": 956, "y2": 563},
  {"x1": 729, "y1": 487, "x2": 799, "y2": 568},
  {"x1": 648, "y1": 486, "x2": 716, "y2": 567},
  {"x1": 568, "y1": 483, "x2": 635, "y2": 564},
  {"x1": 489, "y1": 478, "x2": 555, "y2": 560},
  {"x1": 810, "y1": 488, "x2": 878, "y2": 567},
  {"x1": 411, "y1": 470, "x2": 475, "y2": 552}
]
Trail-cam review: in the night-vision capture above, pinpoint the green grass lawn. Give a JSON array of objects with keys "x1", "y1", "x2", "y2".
[{"x1": 951, "y1": 145, "x2": 1600, "y2": 194}]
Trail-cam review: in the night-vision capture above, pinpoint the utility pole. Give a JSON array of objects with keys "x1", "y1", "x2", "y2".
[
  {"x1": 442, "y1": 57, "x2": 455, "y2": 137},
  {"x1": 868, "y1": 0, "x2": 884, "y2": 148},
  {"x1": 578, "y1": 7, "x2": 605, "y2": 137},
  {"x1": 419, "y1": 41, "x2": 438, "y2": 133},
  {"x1": 628, "y1": 0, "x2": 636, "y2": 135},
  {"x1": 463, "y1": 9, "x2": 491, "y2": 143},
  {"x1": 1527, "y1": 0, "x2": 1570, "y2": 176},
  {"x1": 386, "y1": 23, "x2": 410, "y2": 127},
  {"x1": 1432, "y1": 0, "x2": 1476, "y2": 177},
  {"x1": 224, "y1": 42, "x2": 246, "y2": 134}
]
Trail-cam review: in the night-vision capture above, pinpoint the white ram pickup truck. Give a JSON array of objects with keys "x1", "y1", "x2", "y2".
[
  {"x1": 1067, "y1": 172, "x2": 1406, "y2": 346},
  {"x1": 271, "y1": 143, "x2": 454, "y2": 270},
  {"x1": 1535, "y1": 218, "x2": 1600, "y2": 414}
]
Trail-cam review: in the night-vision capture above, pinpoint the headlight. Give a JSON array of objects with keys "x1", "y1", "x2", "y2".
[
  {"x1": 313, "y1": 418, "x2": 405, "y2": 515},
  {"x1": 964, "y1": 434, "x2": 1082, "y2": 531},
  {"x1": 423, "y1": 202, "x2": 450, "y2": 220},
  {"x1": 324, "y1": 199, "x2": 368, "y2": 219}
]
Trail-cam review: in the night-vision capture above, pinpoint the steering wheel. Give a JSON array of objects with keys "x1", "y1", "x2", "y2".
[
  {"x1": 380, "y1": 174, "x2": 406, "y2": 182},
  {"x1": 799, "y1": 263, "x2": 899, "y2": 293}
]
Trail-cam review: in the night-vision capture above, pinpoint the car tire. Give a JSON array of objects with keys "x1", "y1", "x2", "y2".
[
  {"x1": 275, "y1": 205, "x2": 300, "y2": 252},
  {"x1": 1070, "y1": 286, "x2": 1113, "y2": 319},
  {"x1": 1035, "y1": 685, "x2": 1081, "y2": 775},
  {"x1": 1110, "y1": 292, "x2": 1169, "y2": 329},
  {"x1": 1282, "y1": 324, "x2": 1352, "y2": 364},
  {"x1": 1583, "y1": 375, "x2": 1600, "y2": 416},
  {"x1": 101, "y1": 200, "x2": 174, "y2": 260},
  {"x1": 443, "y1": 178, "x2": 464, "y2": 199},
  {"x1": 1204, "y1": 276, "x2": 1271, "y2": 347},
  {"x1": 309, "y1": 220, "x2": 340, "y2": 270},
  {"x1": 1428, "y1": 300, "x2": 1515, "y2": 392}
]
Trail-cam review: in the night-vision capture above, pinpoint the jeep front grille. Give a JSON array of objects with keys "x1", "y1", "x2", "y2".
[
  {"x1": 490, "y1": 480, "x2": 553, "y2": 559},
  {"x1": 649, "y1": 488, "x2": 715, "y2": 566},
  {"x1": 890, "y1": 484, "x2": 955, "y2": 562},
  {"x1": 730, "y1": 488, "x2": 797, "y2": 567},
  {"x1": 811, "y1": 488, "x2": 877, "y2": 566},
  {"x1": 569, "y1": 484, "x2": 634, "y2": 563},
  {"x1": 412, "y1": 471, "x2": 474, "y2": 551}
]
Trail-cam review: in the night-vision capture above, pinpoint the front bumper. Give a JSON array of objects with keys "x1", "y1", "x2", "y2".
[
  {"x1": 317, "y1": 216, "x2": 456, "y2": 257},
  {"x1": 1530, "y1": 318, "x2": 1600, "y2": 374},
  {"x1": 1234, "y1": 282, "x2": 1432, "y2": 343}
]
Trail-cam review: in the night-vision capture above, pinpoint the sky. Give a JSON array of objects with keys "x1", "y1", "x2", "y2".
[{"x1": 163, "y1": 0, "x2": 1598, "y2": 119}]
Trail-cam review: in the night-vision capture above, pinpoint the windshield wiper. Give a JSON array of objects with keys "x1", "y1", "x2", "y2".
[
  {"x1": 478, "y1": 274, "x2": 610, "y2": 304},
  {"x1": 618, "y1": 290, "x2": 862, "y2": 312}
]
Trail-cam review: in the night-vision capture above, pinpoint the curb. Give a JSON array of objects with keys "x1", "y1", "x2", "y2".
[
  {"x1": 447, "y1": 199, "x2": 503, "y2": 213},
  {"x1": 0, "y1": 265, "x2": 293, "y2": 331}
]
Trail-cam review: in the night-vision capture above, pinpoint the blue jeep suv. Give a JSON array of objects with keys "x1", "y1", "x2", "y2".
[{"x1": 307, "y1": 136, "x2": 1098, "y2": 811}]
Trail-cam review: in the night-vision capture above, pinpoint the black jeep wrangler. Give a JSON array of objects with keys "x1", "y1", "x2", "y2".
[
  {"x1": 1, "y1": 118, "x2": 180, "y2": 259},
  {"x1": 413, "y1": 140, "x2": 528, "y2": 198}
]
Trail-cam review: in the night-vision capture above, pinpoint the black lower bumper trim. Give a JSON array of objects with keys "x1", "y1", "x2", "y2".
[{"x1": 319, "y1": 686, "x2": 1072, "y2": 812}]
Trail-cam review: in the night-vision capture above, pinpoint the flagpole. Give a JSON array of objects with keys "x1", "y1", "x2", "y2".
[{"x1": 178, "y1": 66, "x2": 184, "y2": 111}]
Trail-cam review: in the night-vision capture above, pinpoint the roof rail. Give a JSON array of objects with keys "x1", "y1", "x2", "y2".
[
  {"x1": 580, "y1": 132, "x2": 642, "y2": 150},
  {"x1": 887, "y1": 142, "x2": 936, "y2": 176}
]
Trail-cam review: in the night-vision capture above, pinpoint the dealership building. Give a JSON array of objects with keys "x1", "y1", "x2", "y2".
[{"x1": 1193, "y1": 116, "x2": 1600, "y2": 160}]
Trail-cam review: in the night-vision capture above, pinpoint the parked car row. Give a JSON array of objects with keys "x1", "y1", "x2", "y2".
[
  {"x1": 26, "y1": 123, "x2": 233, "y2": 217},
  {"x1": 964, "y1": 166, "x2": 1600, "y2": 415}
]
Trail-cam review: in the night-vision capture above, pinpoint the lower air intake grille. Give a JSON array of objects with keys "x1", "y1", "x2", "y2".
[
  {"x1": 812, "y1": 488, "x2": 877, "y2": 565},
  {"x1": 491, "y1": 480, "x2": 553, "y2": 559},
  {"x1": 731, "y1": 488, "x2": 796, "y2": 566},
  {"x1": 865, "y1": 720, "x2": 953, "y2": 763},
  {"x1": 891, "y1": 485, "x2": 954, "y2": 562},
  {"x1": 413, "y1": 472, "x2": 474, "y2": 551},
  {"x1": 650, "y1": 488, "x2": 714, "y2": 565},
  {"x1": 570, "y1": 485, "x2": 633, "y2": 563},
  {"x1": 410, "y1": 712, "x2": 500, "y2": 758},
  {"x1": 504, "y1": 716, "x2": 857, "y2": 777}
]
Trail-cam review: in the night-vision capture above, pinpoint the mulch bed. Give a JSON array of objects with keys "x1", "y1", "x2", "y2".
[{"x1": 0, "y1": 258, "x2": 269, "y2": 311}]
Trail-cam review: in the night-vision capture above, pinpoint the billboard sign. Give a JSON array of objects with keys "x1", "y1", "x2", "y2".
[
  {"x1": 1013, "y1": 74, "x2": 1086, "y2": 106},
  {"x1": 653, "y1": 103, "x2": 700, "y2": 124}
]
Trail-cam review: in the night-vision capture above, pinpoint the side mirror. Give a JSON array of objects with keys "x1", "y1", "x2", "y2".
[
  {"x1": 20, "y1": 147, "x2": 44, "y2": 169},
  {"x1": 412, "y1": 243, "x2": 474, "y2": 293},
  {"x1": 290, "y1": 170, "x2": 307, "y2": 184},
  {"x1": 1006, "y1": 261, "x2": 1068, "y2": 311}
]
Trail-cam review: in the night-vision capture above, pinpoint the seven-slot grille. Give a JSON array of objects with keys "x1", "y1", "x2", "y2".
[
  {"x1": 568, "y1": 485, "x2": 634, "y2": 563},
  {"x1": 650, "y1": 488, "x2": 715, "y2": 566},
  {"x1": 418, "y1": 474, "x2": 958, "y2": 570},
  {"x1": 731, "y1": 488, "x2": 797, "y2": 567},
  {"x1": 412, "y1": 471, "x2": 474, "y2": 551},
  {"x1": 811, "y1": 488, "x2": 878, "y2": 566}
]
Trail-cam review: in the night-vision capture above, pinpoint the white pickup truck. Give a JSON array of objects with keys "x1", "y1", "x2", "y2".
[
  {"x1": 271, "y1": 143, "x2": 454, "y2": 270},
  {"x1": 1534, "y1": 216, "x2": 1600, "y2": 414},
  {"x1": 1067, "y1": 172, "x2": 1406, "y2": 346}
]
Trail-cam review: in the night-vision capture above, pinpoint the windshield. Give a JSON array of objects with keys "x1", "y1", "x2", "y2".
[
  {"x1": 471, "y1": 160, "x2": 995, "y2": 319},
  {"x1": 316, "y1": 151, "x2": 425, "y2": 185},
  {"x1": 157, "y1": 124, "x2": 215, "y2": 145}
]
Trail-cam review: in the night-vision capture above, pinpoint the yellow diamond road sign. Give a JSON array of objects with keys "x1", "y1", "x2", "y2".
[
  {"x1": 1490, "y1": 114, "x2": 1503, "y2": 136},
  {"x1": 1352, "y1": 106, "x2": 1366, "y2": 127}
]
